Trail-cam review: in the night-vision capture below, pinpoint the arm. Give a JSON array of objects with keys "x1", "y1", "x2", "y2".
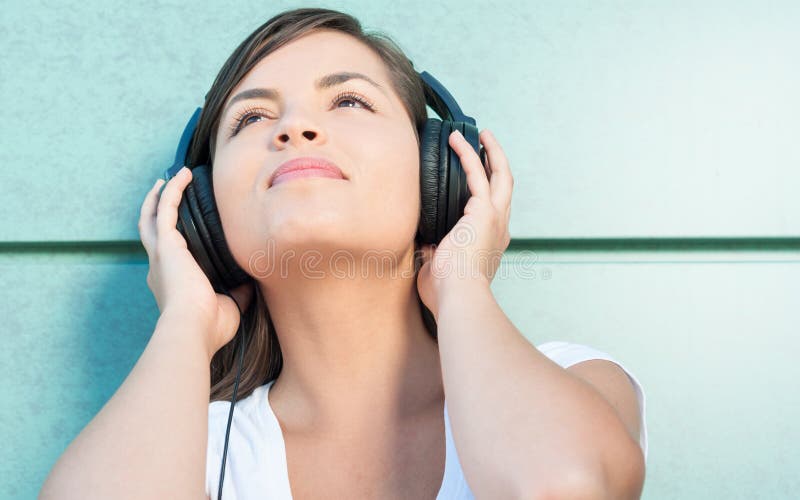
[
  {"x1": 436, "y1": 280, "x2": 645, "y2": 500},
  {"x1": 39, "y1": 312, "x2": 213, "y2": 500}
]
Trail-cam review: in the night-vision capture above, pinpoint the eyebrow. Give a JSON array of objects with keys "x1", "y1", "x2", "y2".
[{"x1": 221, "y1": 71, "x2": 387, "y2": 118}]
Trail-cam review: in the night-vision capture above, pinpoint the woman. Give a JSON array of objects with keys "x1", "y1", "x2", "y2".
[{"x1": 41, "y1": 7, "x2": 647, "y2": 500}]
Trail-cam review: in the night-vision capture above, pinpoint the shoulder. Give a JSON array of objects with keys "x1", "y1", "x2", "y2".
[{"x1": 535, "y1": 340, "x2": 648, "y2": 463}]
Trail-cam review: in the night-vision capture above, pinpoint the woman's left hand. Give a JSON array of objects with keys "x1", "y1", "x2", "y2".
[{"x1": 416, "y1": 128, "x2": 514, "y2": 319}]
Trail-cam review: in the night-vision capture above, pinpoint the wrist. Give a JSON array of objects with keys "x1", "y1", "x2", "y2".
[
  {"x1": 155, "y1": 310, "x2": 216, "y2": 363},
  {"x1": 435, "y1": 276, "x2": 492, "y2": 321},
  {"x1": 436, "y1": 274, "x2": 491, "y2": 298}
]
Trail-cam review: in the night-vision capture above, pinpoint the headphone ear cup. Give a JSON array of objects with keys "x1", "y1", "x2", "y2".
[
  {"x1": 176, "y1": 169, "x2": 225, "y2": 292},
  {"x1": 189, "y1": 165, "x2": 253, "y2": 292},
  {"x1": 418, "y1": 118, "x2": 442, "y2": 245}
]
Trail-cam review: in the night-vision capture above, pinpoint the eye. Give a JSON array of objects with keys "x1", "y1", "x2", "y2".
[
  {"x1": 227, "y1": 106, "x2": 274, "y2": 138},
  {"x1": 331, "y1": 90, "x2": 375, "y2": 111}
]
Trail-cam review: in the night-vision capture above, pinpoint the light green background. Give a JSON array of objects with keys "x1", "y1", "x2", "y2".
[{"x1": 1, "y1": 1, "x2": 798, "y2": 499}]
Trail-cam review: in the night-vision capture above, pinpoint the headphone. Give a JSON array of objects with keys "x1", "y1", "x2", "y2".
[{"x1": 163, "y1": 70, "x2": 484, "y2": 499}]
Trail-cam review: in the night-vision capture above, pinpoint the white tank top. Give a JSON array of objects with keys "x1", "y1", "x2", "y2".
[{"x1": 205, "y1": 341, "x2": 648, "y2": 499}]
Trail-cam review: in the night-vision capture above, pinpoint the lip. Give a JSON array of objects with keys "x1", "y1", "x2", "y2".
[{"x1": 269, "y1": 156, "x2": 346, "y2": 188}]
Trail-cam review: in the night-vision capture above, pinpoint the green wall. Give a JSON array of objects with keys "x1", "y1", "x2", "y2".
[{"x1": 1, "y1": 1, "x2": 798, "y2": 498}]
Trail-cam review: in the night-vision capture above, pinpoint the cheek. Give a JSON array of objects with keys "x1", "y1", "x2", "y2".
[
  {"x1": 209, "y1": 148, "x2": 264, "y2": 257},
  {"x1": 212, "y1": 144, "x2": 263, "y2": 197},
  {"x1": 210, "y1": 157, "x2": 242, "y2": 219},
  {"x1": 358, "y1": 134, "x2": 421, "y2": 230}
]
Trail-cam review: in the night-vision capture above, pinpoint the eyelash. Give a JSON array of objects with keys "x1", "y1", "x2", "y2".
[{"x1": 226, "y1": 90, "x2": 376, "y2": 138}]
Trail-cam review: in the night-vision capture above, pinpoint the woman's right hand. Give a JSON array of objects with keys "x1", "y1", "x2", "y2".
[{"x1": 138, "y1": 167, "x2": 254, "y2": 358}]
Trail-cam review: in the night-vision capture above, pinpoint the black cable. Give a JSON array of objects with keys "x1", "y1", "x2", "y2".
[{"x1": 216, "y1": 290, "x2": 247, "y2": 500}]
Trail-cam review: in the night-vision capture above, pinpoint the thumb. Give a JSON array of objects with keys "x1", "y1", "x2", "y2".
[
  {"x1": 217, "y1": 282, "x2": 254, "y2": 331},
  {"x1": 216, "y1": 281, "x2": 255, "y2": 341}
]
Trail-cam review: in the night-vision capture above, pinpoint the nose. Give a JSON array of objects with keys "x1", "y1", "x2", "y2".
[{"x1": 271, "y1": 107, "x2": 326, "y2": 148}]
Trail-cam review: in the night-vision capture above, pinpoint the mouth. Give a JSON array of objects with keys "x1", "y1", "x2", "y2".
[{"x1": 269, "y1": 156, "x2": 346, "y2": 188}]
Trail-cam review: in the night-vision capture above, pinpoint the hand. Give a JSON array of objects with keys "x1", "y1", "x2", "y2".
[
  {"x1": 138, "y1": 167, "x2": 254, "y2": 357},
  {"x1": 416, "y1": 128, "x2": 513, "y2": 319}
]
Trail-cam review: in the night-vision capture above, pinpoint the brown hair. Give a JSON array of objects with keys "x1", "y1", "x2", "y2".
[{"x1": 190, "y1": 7, "x2": 436, "y2": 402}]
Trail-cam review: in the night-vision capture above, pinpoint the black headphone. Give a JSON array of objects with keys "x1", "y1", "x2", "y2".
[
  {"x1": 163, "y1": 70, "x2": 485, "y2": 294},
  {"x1": 162, "y1": 70, "x2": 484, "y2": 499}
]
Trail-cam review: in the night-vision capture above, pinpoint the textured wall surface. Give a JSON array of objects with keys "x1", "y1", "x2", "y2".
[{"x1": 1, "y1": 1, "x2": 798, "y2": 499}]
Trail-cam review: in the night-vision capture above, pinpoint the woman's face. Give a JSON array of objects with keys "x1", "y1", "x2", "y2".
[{"x1": 211, "y1": 29, "x2": 420, "y2": 279}]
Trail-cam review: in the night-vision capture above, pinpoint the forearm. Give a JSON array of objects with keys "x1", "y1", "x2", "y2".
[
  {"x1": 435, "y1": 280, "x2": 634, "y2": 499},
  {"x1": 40, "y1": 312, "x2": 213, "y2": 500}
]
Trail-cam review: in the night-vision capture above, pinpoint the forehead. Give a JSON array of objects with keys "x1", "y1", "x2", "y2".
[{"x1": 233, "y1": 29, "x2": 392, "y2": 92}]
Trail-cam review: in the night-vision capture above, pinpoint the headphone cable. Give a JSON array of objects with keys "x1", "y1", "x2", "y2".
[{"x1": 216, "y1": 289, "x2": 247, "y2": 500}]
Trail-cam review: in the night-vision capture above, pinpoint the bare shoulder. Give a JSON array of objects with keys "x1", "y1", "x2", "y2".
[{"x1": 566, "y1": 359, "x2": 641, "y2": 443}]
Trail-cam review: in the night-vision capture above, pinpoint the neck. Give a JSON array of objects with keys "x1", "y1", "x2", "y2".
[{"x1": 257, "y1": 244, "x2": 443, "y2": 437}]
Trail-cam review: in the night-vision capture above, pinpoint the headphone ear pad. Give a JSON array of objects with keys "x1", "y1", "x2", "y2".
[
  {"x1": 416, "y1": 118, "x2": 442, "y2": 338},
  {"x1": 188, "y1": 165, "x2": 252, "y2": 292},
  {"x1": 418, "y1": 118, "x2": 442, "y2": 245}
]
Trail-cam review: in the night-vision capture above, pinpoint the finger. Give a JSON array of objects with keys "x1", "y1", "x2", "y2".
[
  {"x1": 449, "y1": 129, "x2": 491, "y2": 201},
  {"x1": 479, "y1": 129, "x2": 513, "y2": 211},
  {"x1": 156, "y1": 166, "x2": 192, "y2": 239},
  {"x1": 139, "y1": 178, "x2": 166, "y2": 254}
]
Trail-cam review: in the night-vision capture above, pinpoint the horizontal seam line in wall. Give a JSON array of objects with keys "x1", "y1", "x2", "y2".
[
  {"x1": 507, "y1": 237, "x2": 800, "y2": 252},
  {"x1": 0, "y1": 237, "x2": 799, "y2": 253},
  {"x1": 0, "y1": 238, "x2": 798, "y2": 266}
]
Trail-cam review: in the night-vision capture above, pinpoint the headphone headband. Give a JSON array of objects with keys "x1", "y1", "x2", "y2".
[
  {"x1": 167, "y1": 107, "x2": 203, "y2": 178},
  {"x1": 418, "y1": 71, "x2": 475, "y2": 125}
]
